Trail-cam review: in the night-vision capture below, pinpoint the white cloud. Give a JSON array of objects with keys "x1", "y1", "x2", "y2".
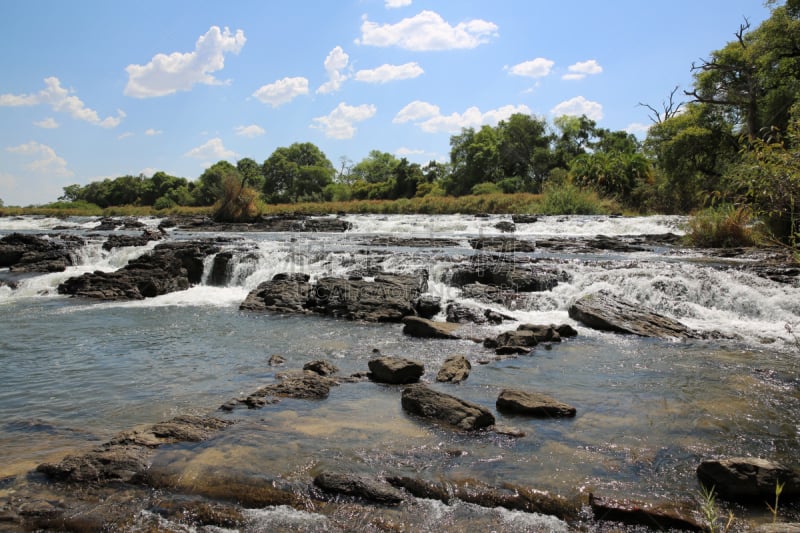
[
  {"x1": 0, "y1": 77, "x2": 125, "y2": 128},
  {"x1": 507, "y1": 58, "x2": 554, "y2": 78},
  {"x1": 312, "y1": 102, "x2": 376, "y2": 139},
  {"x1": 562, "y1": 59, "x2": 603, "y2": 81},
  {"x1": 184, "y1": 137, "x2": 237, "y2": 160},
  {"x1": 6, "y1": 141, "x2": 73, "y2": 177},
  {"x1": 145, "y1": 128, "x2": 162, "y2": 136},
  {"x1": 551, "y1": 96, "x2": 603, "y2": 121},
  {"x1": 626, "y1": 122, "x2": 651, "y2": 136},
  {"x1": 356, "y1": 10, "x2": 498, "y2": 51},
  {"x1": 355, "y1": 62, "x2": 424, "y2": 84},
  {"x1": 34, "y1": 117, "x2": 59, "y2": 129},
  {"x1": 386, "y1": 0, "x2": 412, "y2": 8},
  {"x1": 253, "y1": 76, "x2": 309, "y2": 107},
  {"x1": 124, "y1": 26, "x2": 246, "y2": 98},
  {"x1": 235, "y1": 124, "x2": 266, "y2": 138},
  {"x1": 317, "y1": 46, "x2": 350, "y2": 94},
  {"x1": 395, "y1": 147, "x2": 425, "y2": 156},
  {"x1": 118, "y1": 132, "x2": 134, "y2": 140},
  {"x1": 394, "y1": 101, "x2": 530, "y2": 133}
]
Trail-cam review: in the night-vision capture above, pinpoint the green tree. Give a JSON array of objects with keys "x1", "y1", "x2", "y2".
[
  {"x1": 392, "y1": 158, "x2": 424, "y2": 199},
  {"x1": 262, "y1": 142, "x2": 334, "y2": 203},
  {"x1": 446, "y1": 125, "x2": 502, "y2": 196},
  {"x1": 351, "y1": 150, "x2": 400, "y2": 184},
  {"x1": 497, "y1": 113, "x2": 554, "y2": 192},
  {"x1": 236, "y1": 157, "x2": 264, "y2": 191},
  {"x1": 552, "y1": 115, "x2": 598, "y2": 168},
  {"x1": 194, "y1": 161, "x2": 242, "y2": 206}
]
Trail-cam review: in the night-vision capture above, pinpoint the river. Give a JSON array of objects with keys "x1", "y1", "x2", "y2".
[{"x1": 0, "y1": 214, "x2": 798, "y2": 531}]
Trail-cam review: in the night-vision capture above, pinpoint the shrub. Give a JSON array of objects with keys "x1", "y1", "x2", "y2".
[
  {"x1": 214, "y1": 175, "x2": 261, "y2": 222},
  {"x1": 538, "y1": 182, "x2": 607, "y2": 215},
  {"x1": 684, "y1": 204, "x2": 759, "y2": 248},
  {"x1": 471, "y1": 182, "x2": 502, "y2": 195}
]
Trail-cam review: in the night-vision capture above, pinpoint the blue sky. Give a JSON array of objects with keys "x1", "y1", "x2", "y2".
[{"x1": 0, "y1": 0, "x2": 773, "y2": 206}]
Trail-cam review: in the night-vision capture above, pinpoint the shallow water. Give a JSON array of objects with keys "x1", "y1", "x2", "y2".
[{"x1": 1, "y1": 214, "x2": 798, "y2": 530}]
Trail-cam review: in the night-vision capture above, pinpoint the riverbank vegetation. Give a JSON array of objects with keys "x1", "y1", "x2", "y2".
[{"x1": 2, "y1": 1, "x2": 798, "y2": 248}]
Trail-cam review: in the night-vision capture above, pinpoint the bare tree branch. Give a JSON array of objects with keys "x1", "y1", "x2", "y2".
[{"x1": 639, "y1": 86, "x2": 685, "y2": 123}]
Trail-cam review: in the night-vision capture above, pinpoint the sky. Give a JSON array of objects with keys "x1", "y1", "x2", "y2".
[{"x1": 0, "y1": 0, "x2": 774, "y2": 206}]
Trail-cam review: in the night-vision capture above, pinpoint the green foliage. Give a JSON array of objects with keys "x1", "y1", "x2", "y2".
[
  {"x1": 194, "y1": 161, "x2": 241, "y2": 206},
  {"x1": 698, "y1": 484, "x2": 735, "y2": 533},
  {"x1": 262, "y1": 142, "x2": 334, "y2": 203},
  {"x1": 40, "y1": 200, "x2": 102, "y2": 213},
  {"x1": 538, "y1": 182, "x2": 609, "y2": 215},
  {"x1": 684, "y1": 204, "x2": 759, "y2": 248},
  {"x1": 471, "y1": 182, "x2": 502, "y2": 195},
  {"x1": 213, "y1": 173, "x2": 261, "y2": 222}
]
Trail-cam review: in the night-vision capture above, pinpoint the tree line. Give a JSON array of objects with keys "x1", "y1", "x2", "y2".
[{"x1": 58, "y1": 1, "x2": 799, "y2": 243}]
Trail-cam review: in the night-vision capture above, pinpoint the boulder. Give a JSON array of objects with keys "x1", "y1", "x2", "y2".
[
  {"x1": 239, "y1": 273, "x2": 312, "y2": 313},
  {"x1": 445, "y1": 303, "x2": 514, "y2": 325},
  {"x1": 516, "y1": 324, "x2": 562, "y2": 342},
  {"x1": 436, "y1": 355, "x2": 471, "y2": 383},
  {"x1": 303, "y1": 360, "x2": 339, "y2": 376},
  {"x1": 401, "y1": 384, "x2": 495, "y2": 431},
  {"x1": 313, "y1": 471, "x2": 405, "y2": 505},
  {"x1": 0, "y1": 232, "x2": 80, "y2": 272},
  {"x1": 494, "y1": 221, "x2": 516, "y2": 233},
  {"x1": 496, "y1": 389, "x2": 576, "y2": 418},
  {"x1": 101, "y1": 228, "x2": 163, "y2": 251},
  {"x1": 449, "y1": 258, "x2": 562, "y2": 293},
  {"x1": 402, "y1": 316, "x2": 460, "y2": 339},
  {"x1": 589, "y1": 494, "x2": 704, "y2": 531},
  {"x1": 511, "y1": 214, "x2": 539, "y2": 224},
  {"x1": 368, "y1": 356, "x2": 424, "y2": 384},
  {"x1": 568, "y1": 290, "x2": 696, "y2": 338},
  {"x1": 468, "y1": 237, "x2": 536, "y2": 253},
  {"x1": 414, "y1": 294, "x2": 442, "y2": 319},
  {"x1": 697, "y1": 457, "x2": 800, "y2": 503},
  {"x1": 488, "y1": 330, "x2": 539, "y2": 355}
]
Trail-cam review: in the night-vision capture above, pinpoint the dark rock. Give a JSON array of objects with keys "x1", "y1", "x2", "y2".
[
  {"x1": 460, "y1": 283, "x2": 527, "y2": 306},
  {"x1": 414, "y1": 294, "x2": 442, "y2": 319},
  {"x1": 449, "y1": 255, "x2": 563, "y2": 293},
  {"x1": 208, "y1": 251, "x2": 234, "y2": 286},
  {"x1": 587, "y1": 234, "x2": 647, "y2": 253},
  {"x1": 303, "y1": 360, "x2": 339, "y2": 376},
  {"x1": 158, "y1": 501, "x2": 244, "y2": 529},
  {"x1": 446, "y1": 302, "x2": 488, "y2": 324},
  {"x1": 386, "y1": 475, "x2": 451, "y2": 503},
  {"x1": 368, "y1": 356, "x2": 424, "y2": 384},
  {"x1": 109, "y1": 415, "x2": 233, "y2": 447},
  {"x1": 496, "y1": 389, "x2": 576, "y2": 418},
  {"x1": 516, "y1": 324, "x2": 562, "y2": 342},
  {"x1": 450, "y1": 479, "x2": 580, "y2": 522},
  {"x1": 402, "y1": 316, "x2": 460, "y2": 339},
  {"x1": 511, "y1": 214, "x2": 539, "y2": 224},
  {"x1": 268, "y1": 354, "x2": 286, "y2": 366},
  {"x1": 368, "y1": 237, "x2": 461, "y2": 248},
  {"x1": 314, "y1": 471, "x2": 405, "y2": 505},
  {"x1": 239, "y1": 273, "x2": 312, "y2": 313},
  {"x1": 244, "y1": 373, "x2": 336, "y2": 404},
  {"x1": 568, "y1": 290, "x2": 696, "y2": 338},
  {"x1": 37, "y1": 444, "x2": 152, "y2": 484},
  {"x1": 436, "y1": 355, "x2": 471, "y2": 383},
  {"x1": 102, "y1": 228, "x2": 162, "y2": 251},
  {"x1": 302, "y1": 216, "x2": 352, "y2": 232},
  {"x1": 401, "y1": 384, "x2": 495, "y2": 431},
  {"x1": 589, "y1": 493, "x2": 704, "y2": 531},
  {"x1": 468, "y1": 237, "x2": 536, "y2": 253},
  {"x1": 492, "y1": 330, "x2": 539, "y2": 354},
  {"x1": 0, "y1": 232, "x2": 80, "y2": 272},
  {"x1": 697, "y1": 457, "x2": 800, "y2": 503},
  {"x1": 555, "y1": 324, "x2": 578, "y2": 337},
  {"x1": 494, "y1": 221, "x2": 516, "y2": 233}
]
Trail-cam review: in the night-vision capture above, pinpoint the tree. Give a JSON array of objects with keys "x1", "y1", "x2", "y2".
[
  {"x1": 350, "y1": 150, "x2": 399, "y2": 184},
  {"x1": 194, "y1": 161, "x2": 242, "y2": 206},
  {"x1": 262, "y1": 142, "x2": 334, "y2": 203},
  {"x1": 392, "y1": 158, "x2": 424, "y2": 199},
  {"x1": 639, "y1": 86, "x2": 685, "y2": 124},
  {"x1": 0, "y1": 197, "x2": 4, "y2": 207},
  {"x1": 497, "y1": 113, "x2": 554, "y2": 192},
  {"x1": 237, "y1": 157, "x2": 265, "y2": 191},
  {"x1": 446, "y1": 125, "x2": 502, "y2": 196}
]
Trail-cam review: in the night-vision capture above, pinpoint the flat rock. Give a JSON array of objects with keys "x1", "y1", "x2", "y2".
[
  {"x1": 697, "y1": 457, "x2": 800, "y2": 503},
  {"x1": 314, "y1": 471, "x2": 405, "y2": 505},
  {"x1": 496, "y1": 389, "x2": 576, "y2": 418},
  {"x1": 402, "y1": 316, "x2": 460, "y2": 339},
  {"x1": 368, "y1": 356, "x2": 424, "y2": 384},
  {"x1": 401, "y1": 384, "x2": 495, "y2": 431},
  {"x1": 436, "y1": 355, "x2": 471, "y2": 383},
  {"x1": 589, "y1": 494, "x2": 704, "y2": 531},
  {"x1": 568, "y1": 290, "x2": 696, "y2": 338},
  {"x1": 239, "y1": 273, "x2": 312, "y2": 313}
]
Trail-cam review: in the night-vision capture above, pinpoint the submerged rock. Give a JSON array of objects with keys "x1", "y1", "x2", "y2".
[
  {"x1": 697, "y1": 457, "x2": 800, "y2": 503},
  {"x1": 589, "y1": 494, "x2": 704, "y2": 531},
  {"x1": 314, "y1": 471, "x2": 405, "y2": 505},
  {"x1": 496, "y1": 389, "x2": 576, "y2": 418},
  {"x1": 568, "y1": 290, "x2": 696, "y2": 338},
  {"x1": 401, "y1": 384, "x2": 495, "y2": 431}
]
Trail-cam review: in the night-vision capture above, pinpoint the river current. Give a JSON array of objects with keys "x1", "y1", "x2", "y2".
[{"x1": 0, "y1": 214, "x2": 798, "y2": 531}]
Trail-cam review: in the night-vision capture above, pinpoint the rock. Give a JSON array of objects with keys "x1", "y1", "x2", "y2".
[
  {"x1": 436, "y1": 355, "x2": 471, "y2": 383},
  {"x1": 109, "y1": 415, "x2": 233, "y2": 447},
  {"x1": 568, "y1": 290, "x2": 696, "y2": 338},
  {"x1": 368, "y1": 356, "x2": 424, "y2": 384},
  {"x1": 303, "y1": 360, "x2": 339, "y2": 376},
  {"x1": 555, "y1": 324, "x2": 578, "y2": 337},
  {"x1": 450, "y1": 479, "x2": 580, "y2": 522},
  {"x1": 468, "y1": 237, "x2": 536, "y2": 253},
  {"x1": 516, "y1": 324, "x2": 562, "y2": 342},
  {"x1": 414, "y1": 294, "x2": 442, "y2": 319},
  {"x1": 448, "y1": 255, "x2": 564, "y2": 293},
  {"x1": 244, "y1": 373, "x2": 336, "y2": 405},
  {"x1": 446, "y1": 303, "x2": 488, "y2": 324},
  {"x1": 491, "y1": 330, "x2": 539, "y2": 355},
  {"x1": 494, "y1": 221, "x2": 516, "y2": 233},
  {"x1": 208, "y1": 251, "x2": 234, "y2": 286},
  {"x1": 754, "y1": 524, "x2": 800, "y2": 533},
  {"x1": 239, "y1": 273, "x2": 312, "y2": 313},
  {"x1": 511, "y1": 214, "x2": 539, "y2": 224},
  {"x1": 401, "y1": 384, "x2": 495, "y2": 431},
  {"x1": 589, "y1": 494, "x2": 704, "y2": 531},
  {"x1": 402, "y1": 316, "x2": 460, "y2": 339},
  {"x1": 496, "y1": 389, "x2": 576, "y2": 418},
  {"x1": 313, "y1": 471, "x2": 405, "y2": 505},
  {"x1": 697, "y1": 457, "x2": 800, "y2": 503},
  {"x1": 0, "y1": 232, "x2": 80, "y2": 272},
  {"x1": 368, "y1": 237, "x2": 461, "y2": 248},
  {"x1": 386, "y1": 476, "x2": 452, "y2": 503},
  {"x1": 102, "y1": 228, "x2": 162, "y2": 251},
  {"x1": 268, "y1": 354, "x2": 286, "y2": 366}
]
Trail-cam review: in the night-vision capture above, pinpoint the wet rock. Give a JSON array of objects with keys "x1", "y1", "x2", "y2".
[
  {"x1": 555, "y1": 323, "x2": 578, "y2": 337},
  {"x1": 414, "y1": 294, "x2": 442, "y2": 319},
  {"x1": 368, "y1": 356, "x2": 424, "y2": 384},
  {"x1": 109, "y1": 415, "x2": 233, "y2": 447},
  {"x1": 268, "y1": 354, "x2": 286, "y2": 366},
  {"x1": 436, "y1": 355, "x2": 471, "y2": 383},
  {"x1": 445, "y1": 302, "x2": 514, "y2": 325},
  {"x1": 451, "y1": 479, "x2": 580, "y2": 522},
  {"x1": 402, "y1": 316, "x2": 460, "y2": 339},
  {"x1": 460, "y1": 283, "x2": 527, "y2": 307},
  {"x1": 587, "y1": 234, "x2": 647, "y2": 253},
  {"x1": 102, "y1": 228, "x2": 163, "y2": 251},
  {"x1": 0, "y1": 232, "x2": 80, "y2": 272},
  {"x1": 568, "y1": 290, "x2": 696, "y2": 338},
  {"x1": 494, "y1": 220, "x2": 516, "y2": 233},
  {"x1": 156, "y1": 500, "x2": 245, "y2": 528},
  {"x1": 589, "y1": 494, "x2": 704, "y2": 531},
  {"x1": 516, "y1": 324, "x2": 562, "y2": 342},
  {"x1": 301, "y1": 216, "x2": 352, "y2": 232},
  {"x1": 754, "y1": 524, "x2": 800, "y2": 533},
  {"x1": 401, "y1": 384, "x2": 495, "y2": 431},
  {"x1": 511, "y1": 214, "x2": 539, "y2": 224},
  {"x1": 386, "y1": 476, "x2": 452, "y2": 503},
  {"x1": 489, "y1": 330, "x2": 539, "y2": 355},
  {"x1": 468, "y1": 237, "x2": 536, "y2": 253},
  {"x1": 244, "y1": 373, "x2": 336, "y2": 404},
  {"x1": 697, "y1": 457, "x2": 800, "y2": 503},
  {"x1": 449, "y1": 257, "x2": 562, "y2": 293},
  {"x1": 239, "y1": 272, "x2": 312, "y2": 313},
  {"x1": 368, "y1": 236, "x2": 461, "y2": 248},
  {"x1": 208, "y1": 251, "x2": 234, "y2": 286},
  {"x1": 178, "y1": 214, "x2": 351, "y2": 233},
  {"x1": 303, "y1": 360, "x2": 339, "y2": 376},
  {"x1": 314, "y1": 471, "x2": 405, "y2": 505},
  {"x1": 147, "y1": 471, "x2": 302, "y2": 508},
  {"x1": 496, "y1": 389, "x2": 576, "y2": 418}
]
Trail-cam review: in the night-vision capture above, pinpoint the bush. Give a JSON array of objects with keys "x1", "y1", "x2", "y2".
[
  {"x1": 214, "y1": 175, "x2": 261, "y2": 222},
  {"x1": 684, "y1": 204, "x2": 759, "y2": 248},
  {"x1": 471, "y1": 182, "x2": 502, "y2": 195},
  {"x1": 538, "y1": 182, "x2": 607, "y2": 215}
]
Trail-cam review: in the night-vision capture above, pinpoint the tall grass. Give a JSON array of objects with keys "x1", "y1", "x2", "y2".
[
  {"x1": 538, "y1": 182, "x2": 614, "y2": 215},
  {"x1": 684, "y1": 205, "x2": 759, "y2": 248}
]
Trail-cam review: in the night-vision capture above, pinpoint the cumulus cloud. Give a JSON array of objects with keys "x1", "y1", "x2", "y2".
[
  {"x1": 34, "y1": 117, "x2": 59, "y2": 129},
  {"x1": 0, "y1": 77, "x2": 125, "y2": 128},
  {"x1": 312, "y1": 102, "x2": 376, "y2": 139},
  {"x1": 6, "y1": 141, "x2": 73, "y2": 177},
  {"x1": 356, "y1": 10, "x2": 498, "y2": 51},
  {"x1": 118, "y1": 132, "x2": 134, "y2": 140},
  {"x1": 386, "y1": 0, "x2": 412, "y2": 8},
  {"x1": 551, "y1": 96, "x2": 603, "y2": 121},
  {"x1": 184, "y1": 137, "x2": 237, "y2": 160},
  {"x1": 253, "y1": 76, "x2": 309, "y2": 107},
  {"x1": 562, "y1": 59, "x2": 603, "y2": 81},
  {"x1": 125, "y1": 26, "x2": 246, "y2": 98},
  {"x1": 355, "y1": 62, "x2": 424, "y2": 84},
  {"x1": 507, "y1": 58, "x2": 554, "y2": 79},
  {"x1": 235, "y1": 124, "x2": 266, "y2": 138},
  {"x1": 394, "y1": 100, "x2": 530, "y2": 133},
  {"x1": 317, "y1": 46, "x2": 350, "y2": 94},
  {"x1": 626, "y1": 122, "x2": 650, "y2": 136},
  {"x1": 145, "y1": 128, "x2": 162, "y2": 136}
]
